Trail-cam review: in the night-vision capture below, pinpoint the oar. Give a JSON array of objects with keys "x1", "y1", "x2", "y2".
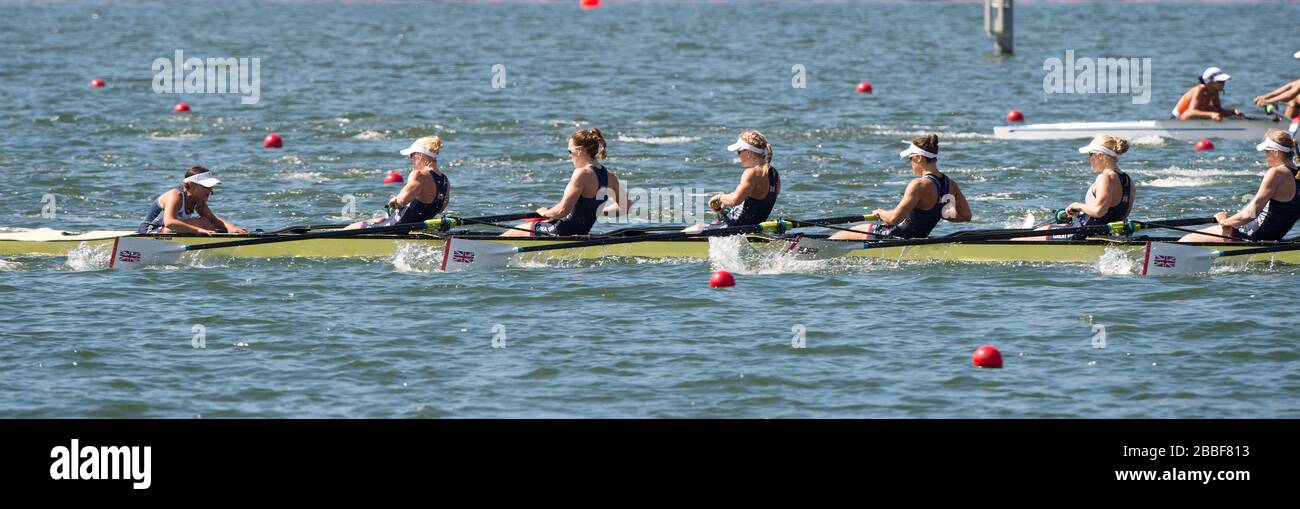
[
  {"x1": 771, "y1": 217, "x2": 1216, "y2": 261},
  {"x1": 440, "y1": 214, "x2": 877, "y2": 271},
  {"x1": 1140, "y1": 239, "x2": 1300, "y2": 275},
  {"x1": 108, "y1": 212, "x2": 540, "y2": 269}
]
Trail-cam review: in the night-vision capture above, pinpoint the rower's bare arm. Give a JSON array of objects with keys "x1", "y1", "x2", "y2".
[
  {"x1": 881, "y1": 179, "x2": 924, "y2": 225},
  {"x1": 541, "y1": 168, "x2": 587, "y2": 218},
  {"x1": 198, "y1": 202, "x2": 245, "y2": 234},
  {"x1": 159, "y1": 193, "x2": 210, "y2": 234},
  {"x1": 1072, "y1": 173, "x2": 1114, "y2": 218},
  {"x1": 1227, "y1": 170, "x2": 1285, "y2": 227},
  {"x1": 390, "y1": 171, "x2": 427, "y2": 208},
  {"x1": 948, "y1": 181, "x2": 973, "y2": 222},
  {"x1": 600, "y1": 174, "x2": 627, "y2": 217},
  {"x1": 719, "y1": 169, "x2": 759, "y2": 208},
  {"x1": 1182, "y1": 89, "x2": 1220, "y2": 120}
]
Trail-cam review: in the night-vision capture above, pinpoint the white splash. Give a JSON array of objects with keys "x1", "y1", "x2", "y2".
[
  {"x1": 1145, "y1": 176, "x2": 1225, "y2": 188},
  {"x1": 392, "y1": 242, "x2": 443, "y2": 273},
  {"x1": 1095, "y1": 246, "x2": 1138, "y2": 275},
  {"x1": 707, "y1": 235, "x2": 867, "y2": 274},
  {"x1": 0, "y1": 258, "x2": 18, "y2": 271},
  {"x1": 353, "y1": 130, "x2": 386, "y2": 140},
  {"x1": 64, "y1": 242, "x2": 110, "y2": 271}
]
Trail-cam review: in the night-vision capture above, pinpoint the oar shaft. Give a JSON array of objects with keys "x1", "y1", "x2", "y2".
[
  {"x1": 509, "y1": 214, "x2": 873, "y2": 255},
  {"x1": 179, "y1": 212, "x2": 541, "y2": 252},
  {"x1": 862, "y1": 217, "x2": 1216, "y2": 249},
  {"x1": 1214, "y1": 242, "x2": 1300, "y2": 258}
]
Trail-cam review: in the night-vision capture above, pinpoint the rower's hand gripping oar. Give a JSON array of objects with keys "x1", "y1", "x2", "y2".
[
  {"x1": 440, "y1": 214, "x2": 877, "y2": 272},
  {"x1": 107, "y1": 212, "x2": 541, "y2": 269}
]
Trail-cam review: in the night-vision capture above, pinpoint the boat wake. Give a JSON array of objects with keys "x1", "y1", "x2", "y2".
[
  {"x1": 707, "y1": 235, "x2": 876, "y2": 275},
  {"x1": 392, "y1": 242, "x2": 444, "y2": 273},
  {"x1": 64, "y1": 242, "x2": 110, "y2": 271}
]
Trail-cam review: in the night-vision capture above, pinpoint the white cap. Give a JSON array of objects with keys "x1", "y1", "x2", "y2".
[
  {"x1": 726, "y1": 138, "x2": 767, "y2": 155},
  {"x1": 899, "y1": 143, "x2": 937, "y2": 159},
  {"x1": 184, "y1": 171, "x2": 221, "y2": 188},
  {"x1": 1256, "y1": 137, "x2": 1294, "y2": 153},
  {"x1": 1078, "y1": 140, "x2": 1119, "y2": 158},
  {"x1": 399, "y1": 141, "x2": 438, "y2": 160},
  {"x1": 1294, "y1": 50, "x2": 1300, "y2": 59},
  {"x1": 1201, "y1": 67, "x2": 1231, "y2": 83}
]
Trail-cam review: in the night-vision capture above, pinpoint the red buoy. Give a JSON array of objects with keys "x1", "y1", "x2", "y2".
[
  {"x1": 263, "y1": 133, "x2": 283, "y2": 149},
  {"x1": 1005, "y1": 109, "x2": 1024, "y2": 122},
  {"x1": 383, "y1": 171, "x2": 404, "y2": 184},
  {"x1": 855, "y1": 81, "x2": 873, "y2": 94},
  {"x1": 89, "y1": 78, "x2": 105, "y2": 88},
  {"x1": 173, "y1": 102, "x2": 191, "y2": 113},
  {"x1": 580, "y1": 0, "x2": 600, "y2": 9},
  {"x1": 972, "y1": 345, "x2": 1003, "y2": 369},
  {"x1": 709, "y1": 271, "x2": 735, "y2": 288},
  {"x1": 1194, "y1": 139, "x2": 1215, "y2": 152}
]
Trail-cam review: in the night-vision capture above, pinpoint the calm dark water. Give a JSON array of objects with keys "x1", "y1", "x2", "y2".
[{"x1": 1, "y1": 0, "x2": 1298, "y2": 417}]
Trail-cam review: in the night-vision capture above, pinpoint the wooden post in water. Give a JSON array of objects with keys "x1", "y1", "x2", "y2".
[{"x1": 984, "y1": 0, "x2": 1013, "y2": 54}]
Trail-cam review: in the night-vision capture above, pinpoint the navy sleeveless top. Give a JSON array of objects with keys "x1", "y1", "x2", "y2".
[
  {"x1": 396, "y1": 171, "x2": 450, "y2": 224},
  {"x1": 138, "y1": 186, "x2": 199, "y2": 233},
  {"x1": 1237, "y1": 166, "x2": 1300, "y2": 241},
  {"x1": 885, "y1": 173, "x2": 950, "y2": 239},
  {"x1": 538, "y1": 165, "x2": 608, "y2": 236},
  {"x1": 724, "y1": 166, "x2": 780, "y2": 227},
  {"x1": 1071, "y1": 170, "x2": 1134, "y2": 228}
]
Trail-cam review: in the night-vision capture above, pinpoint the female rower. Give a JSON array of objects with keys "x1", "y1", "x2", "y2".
[
  {"x1": 1172, "y1": 67, "x2": 1244, "y2": 121},
  {"x1": 1253, "y1": 77, "x2": 1300, "y2": 119},
  {"x1": 1179, "y1": 129, "x2": 1300, "y2": 243},
  {"x1": 138, "y1": 166, "x2": 246, "y2": 235},
  {"x1": 346, "y1": 136, "x2": 450, "y2": 229},
  {"x1": 708, "y1": 129, "x2": 780, "y2": 227},
  {"x1": 829, "y1": 134, "x2": 971, "y2": 240},
  {"x1": 1021, "y1": 134, "x2": 1135, "y2": 240},
  {"x1": 501, "y1": 127, "x2": 624, "y2": 237}
]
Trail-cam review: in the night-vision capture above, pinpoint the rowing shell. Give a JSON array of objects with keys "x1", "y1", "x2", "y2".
[
  {"x1": 4, "y1": 229, "x2": 1300, "y2": 265},
  {"x1": 993, "y1": 118, "x2": 1284, "y2": 141}
]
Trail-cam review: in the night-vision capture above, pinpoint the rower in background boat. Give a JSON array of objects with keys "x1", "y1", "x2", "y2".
[
  {"x1": 829, "y1": 134, "x2": 971, "y2": 240},
  {"x1": 1172, "y1": 67, "x2": 1244, "y2": 121},
  {"x1": 1179, "y1": 129, "x2": 1300, "y2": 243},
  {"x1": 708, "y1": 130, "x2": 781, "y2": 227},
  {"x1": 501, "y1": 127, "x2": 625, "y2": 237},
  {"x1": 1020, "y1": 134, "x2": 1135, "y2": 241},
  {"x1": 345, "y1": 136, "x2": 450, "y2": 230},
  {"x1": 138, "y1": 166, "x2": 246, "y2": 235},
  {"x1": 1253, "y1": 76, "x2": 1300, "y2": 120}
]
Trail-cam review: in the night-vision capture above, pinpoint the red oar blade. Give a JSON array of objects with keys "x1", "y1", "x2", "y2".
[
  {"x1": 1140, "y1": 241, "x2": 1217, "y2": 276},
  {"x1": 108, "y1": 236, "x2": 186, "y2": 269},
  {"x1": 440, "y1": 237, "x2": 520, "y2": 272}
]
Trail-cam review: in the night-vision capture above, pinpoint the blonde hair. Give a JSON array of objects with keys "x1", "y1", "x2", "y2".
[
  {"x1": 1091, "y1": 134, "x2": 1130, "y2": 156},
  {"x1": 411, "y1": 136, "x2": 443, "y2": 156},
  {"x1": 911, "y1": 134, "x2": 939, "y2": 161},
  {"x1": 1264, "y1": 129, "x2": 1298, "y2": 166},
  {"x1": 571, "y1": 128, "x2": 607, "y2": 160},
  {"x1": 738, "y1": 129, "x2": 773, "y2": 172}
]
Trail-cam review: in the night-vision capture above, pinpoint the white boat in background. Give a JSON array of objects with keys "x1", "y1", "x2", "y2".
[{"x1": 993, "y1": 118, "x2": 1286, "y2": 141}]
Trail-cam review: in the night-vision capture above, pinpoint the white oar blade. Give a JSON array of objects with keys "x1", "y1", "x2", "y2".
[
  {"x1": 1141, "y1": 242, "x2": 1216, "y2": 276},
  {"x1": 440, "y1": 237, "x2": 519, "y2": 272},
  {"x1": 108, "y1": 236, "x2": 185, "y2": 269},
  {"x1": 778, "y1": 236, "x2": 859, "y2": 261}
]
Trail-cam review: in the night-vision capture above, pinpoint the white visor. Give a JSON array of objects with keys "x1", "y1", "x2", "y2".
[
  {"x1": 1201, "y1": 67, "x2": 1230, "y2": 83},
  {"x1": 899, "y1": 143, "x2": 938, "y2": 159},
  {"x1": 1078, "y1": 141, "x2": 1119, "y2": 158},
  {"x1": 1256, "y1": 138, "x2": 1294, "y2": 153},
  {"x1": 399, "y1": 143, "x2": 438, "y2": 160},
  {"x1": 184, "y1": 171, "x2": 221, "y2": 188},
  {"x1": 726, "y1": 139, "x2": 767, "y2": 155}
]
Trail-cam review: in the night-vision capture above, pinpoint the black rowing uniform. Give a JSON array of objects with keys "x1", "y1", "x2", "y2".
[
  {"x1": 367, "y1": 170, "x2": 450, "y2": 228},
  {"x1": 533, "y1": 164, "x2": 608, "y2": 237},
  {"x1": 722, "y1": 167, "x2": 780, "y2": 227},
  {"x1": 1233, "y1": 165, "x2": 1300, "y2": 241},
  {"x1": 1063, "y1": 169, "x2": 1134, "y2": 240},
  {"x1": 865, "y1": 173, "x2": 951, "y2": 240}
]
